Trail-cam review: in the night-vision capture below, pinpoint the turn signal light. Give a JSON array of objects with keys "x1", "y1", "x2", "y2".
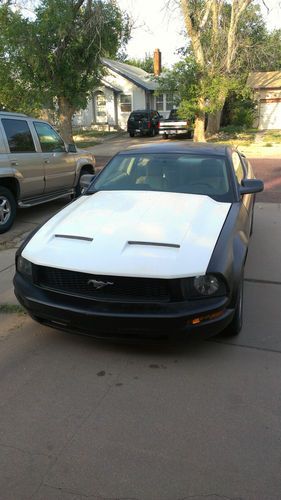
[{"x1": 190, "y1": 310, "x2": 224, "y2": 325}]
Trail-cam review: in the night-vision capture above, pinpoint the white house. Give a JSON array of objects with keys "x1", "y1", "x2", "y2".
[
  {"x1": 247, "y1": 71, "x2": 281, "y2": 130},
  {"x1": 73, "y1": 50, "x2": 173, "y2": 130}
]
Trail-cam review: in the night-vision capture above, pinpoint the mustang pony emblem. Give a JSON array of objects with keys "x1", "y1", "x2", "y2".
[{"x1": 87, "y1": 279, "x2": 114, "y2": 290}]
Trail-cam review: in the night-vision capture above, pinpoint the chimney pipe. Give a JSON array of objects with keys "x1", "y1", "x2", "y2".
[{"x1": 153, "y1": 48, "x2": 161, "y2": 76}]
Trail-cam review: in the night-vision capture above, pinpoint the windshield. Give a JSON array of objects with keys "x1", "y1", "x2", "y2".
[{"x1": 89, "y1": 153, "x2": 233, "y2": 202}]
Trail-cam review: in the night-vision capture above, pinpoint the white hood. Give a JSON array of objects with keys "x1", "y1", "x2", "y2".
[{"x1": 23, "y1": 191, "x2": 231, "y2": 279}]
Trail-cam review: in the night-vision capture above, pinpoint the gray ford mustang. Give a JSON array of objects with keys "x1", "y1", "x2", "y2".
[{"x1": 14, "y1": 143, "x2": 263, "y2": 340}]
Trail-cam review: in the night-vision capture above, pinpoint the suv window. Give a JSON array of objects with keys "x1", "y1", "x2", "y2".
[
  {"x1": 34, "y1": 122, "x2": 66, "y2": 153},
  {"x1": 2, "y1": 119, "x2": 36, "y2": 153},
  {"x1": 169, "y1": 109, "x2": 178, "y2": 120},
  {"x1": 129, "y1": 112, "x2": 149, "y2": 121}
]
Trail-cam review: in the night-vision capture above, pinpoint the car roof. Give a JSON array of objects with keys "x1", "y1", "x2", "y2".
[
  {"x1": 130, "y1": 109, "x2": 154, "y2": 114},
  {"x1": 118, "y1": 141, "x2": 231, "y2": 157},
  {"x1": 0, "y1": 111, "x2": 29, "y2": 118}
]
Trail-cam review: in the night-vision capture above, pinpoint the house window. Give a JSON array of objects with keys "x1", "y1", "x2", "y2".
[
  {"x1": 166, "y1": 93, "x2": 174, "y2": 111},
  {"x1": 95, "y1": 92, "x2": 107, "y2": 123},
  {"x1": 120, "y1": 94, "x2": 132, "y2": 113},
  {"x1": 156, "y1": 94, "x2": 164, "y2": 111}
]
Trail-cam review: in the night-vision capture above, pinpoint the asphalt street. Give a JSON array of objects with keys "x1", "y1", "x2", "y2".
[{"x1": 0, "y1": 135, "x2": 281, "y2": 499}]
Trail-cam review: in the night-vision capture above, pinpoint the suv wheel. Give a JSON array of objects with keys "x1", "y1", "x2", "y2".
[
  {"x1": 0, "y1": 187, "x2": 17, "y2": 234},
  {"x1": 129, "y1": 132, "x2": 134, "y2": 138}
]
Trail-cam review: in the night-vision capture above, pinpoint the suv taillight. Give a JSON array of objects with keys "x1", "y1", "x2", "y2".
[{"x1": 147, "y1": 121, "x2": 151, "y2": 128}]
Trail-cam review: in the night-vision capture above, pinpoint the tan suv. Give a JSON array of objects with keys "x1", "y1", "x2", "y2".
[{"x1": 0, "y1": 111, "x2": 95, "y2": 233}]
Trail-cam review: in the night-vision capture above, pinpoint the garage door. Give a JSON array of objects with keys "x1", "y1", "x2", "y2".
[{"x1": 259, "y1": 101, "x2": 281, "y2": 129}]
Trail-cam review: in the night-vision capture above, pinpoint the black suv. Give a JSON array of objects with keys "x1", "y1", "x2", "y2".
[{"x1": 127, "y1": 110, "x2": 161, "y2": 138}]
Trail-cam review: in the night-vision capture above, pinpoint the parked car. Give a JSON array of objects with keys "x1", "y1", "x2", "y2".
[
  {"x1": 0, "y1": 111, "x2": 95, "y2": 233},
  {"x1": 159, "y1": 109, "x2": 193, "y2": 139},
  {"x1": 14, "y1": 142, "x2": 263, "y2": 340},
  {"x1": 127, "y1": 110, "x2": 161, "y2": 137}
]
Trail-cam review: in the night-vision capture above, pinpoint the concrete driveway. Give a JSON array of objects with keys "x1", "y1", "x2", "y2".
[
  {"x1": 1, "y1": 134, "x2": 281, "y2": 499},
  {"x1": 0, "y1": 202, "x2": 281, "y2": 499}
]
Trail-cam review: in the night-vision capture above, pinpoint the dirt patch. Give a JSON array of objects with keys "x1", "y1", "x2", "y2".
[{"x1": 0, "y1": 312, "x2": 28, "y2": 338}]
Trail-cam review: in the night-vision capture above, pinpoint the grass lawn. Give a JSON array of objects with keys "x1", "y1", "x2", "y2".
[
  {"x1": 262, "y1": 130, "x2": 281, "y2": 144},
  {"x1": 210, "y1": 126, "x2": 281, "y2": 147},
  {"x1": 209, "y1": 126, "x2": 258, "y2": 146},
  {"x1": 73, "y1": 129, "x2": 117, "y2": 149}
]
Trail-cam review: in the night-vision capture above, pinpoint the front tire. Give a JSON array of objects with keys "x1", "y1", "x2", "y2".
[
  {"x1": 225, "y1": 276, "x2": 244, "y2": 336},
  {"x1": 0, "y1": 187, "x2": 17, "y2": 234},
  {"x1": 129, "y1": 131, "x2": 134, "y2": 138}
]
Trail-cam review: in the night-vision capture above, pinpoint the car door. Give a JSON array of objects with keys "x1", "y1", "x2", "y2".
[
  {"x1": 33, "y1": 121, "x2": 76, "y2": 193},
  {"x1": 1, "y1": 117, "x2": 45, "y2": 198}
]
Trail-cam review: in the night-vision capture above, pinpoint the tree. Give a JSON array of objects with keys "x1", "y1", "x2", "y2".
[
  {"x1": 124, "y1": 54, "x2": 155, "y2": 73},
  {"x1": 178, "y1": 0, "x2": 257, "y2": 141},
  {"x1": 0, "y1": 0, "x2": 131, "y2": 142},
  {"x1": 160, "y1": 2, "x2": 281, "y2": 138},
  {"x1": 252, "y1": 28, "x2": 281, "y2": 71}
]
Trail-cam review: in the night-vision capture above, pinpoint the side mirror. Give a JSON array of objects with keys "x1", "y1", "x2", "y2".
[
  {"x1": 240, "y1": 179, "x2": 264, "y2": 195},
  {"x1": 67, "y1": 143, "x2": 77, "y2": 153},
  {"x1": 80, "y1": 174, "x2": 96, "y2": 193}
]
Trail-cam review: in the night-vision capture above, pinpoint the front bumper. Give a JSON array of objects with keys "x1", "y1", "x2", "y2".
[{"x1": 14, "y1": 273, "x2": 235, "y2": 340}]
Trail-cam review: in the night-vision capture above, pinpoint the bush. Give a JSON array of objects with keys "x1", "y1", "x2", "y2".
[{"x1": 222, "y1": 93, "x2": 256, "y2": 128}]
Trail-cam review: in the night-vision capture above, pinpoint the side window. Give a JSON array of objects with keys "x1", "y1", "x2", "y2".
[
  {"x1": 120, "y1": 94, "x2": 132, "y2": 113},
  {"x1": 2, "y1": 119, "x2": 35, "y2": 153},
  {"x1": 232, "y1": 152, "x2": 245, "y2": 184},
  {"x1": 155, "y1": 94, "x2": 164, "y2": 111},
  {"x1": 34, "y1": 122, "x2": 66, "y2": 153}
]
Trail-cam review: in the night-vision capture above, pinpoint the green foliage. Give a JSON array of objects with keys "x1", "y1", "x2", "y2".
[
  {"x1": 124, "y1": 54, "x2": 154, "y2": 74},
  {"x1": 222, "y1": 89, "x2": 257, "y2": 128},
  {"x1": 252, "y1": 29, "x2": 281, "y2": 71},
  {"x1": 159, "y1": 2, "x2": 278, "y2": 128},
  {"x1": 157, "y1": 57, "x2": 241, "y2": 118},
  {"x1": 0, "y1": 1, "x2": 131, "y2": 115},
  {"x1": 0, "y1": 304, "x2": 25, "y2": 314}
]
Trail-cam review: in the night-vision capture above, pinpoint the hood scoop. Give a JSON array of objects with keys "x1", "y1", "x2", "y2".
[
  {"x1": 55, "y1": 234, "x2": 93, "y2": 242},
  {"x1": 128, "y1": 240, "x2": 180, "y2": 249}
]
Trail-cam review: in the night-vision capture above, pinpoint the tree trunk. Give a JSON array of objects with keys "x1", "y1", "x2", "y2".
[
  {"x1": 193, "y1": 114, "x2": 206, "y2": 142},
  {"x1": 193, "y1": 96, "x2": 206, "y2": 142},
  {"x1": 57, "y1": 96, "x2": 75, "y2": 144},
  {"x1": 206, "y1": 109, "x2": 222, "y2": 136},
  {"x1": 206, "y1": 90, "x2": 227, "y2": 136}
]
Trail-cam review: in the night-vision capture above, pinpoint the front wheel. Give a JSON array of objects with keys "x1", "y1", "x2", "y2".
[
  {"x1": 0, "y1": 187, "x2": 17, "y2": 234},
  {"x1": 129, "y1": 131, "x2": 134, "y2": 138},
  {"x1": 225, "y1": 276, "x2": 244, "y2": 336}
]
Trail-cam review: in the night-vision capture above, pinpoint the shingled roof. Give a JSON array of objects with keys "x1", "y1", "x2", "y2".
[
  {"x1": 247, "y1": 71, "x2": 281, "y2": 89},
  {"x1": 102, "y1": 58, "x2": 158, "y2": 91}
]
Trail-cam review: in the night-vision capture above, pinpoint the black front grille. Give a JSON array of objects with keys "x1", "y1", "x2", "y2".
[{"x1": 34, "y1": 265, "x2": 172, "y2": 303}]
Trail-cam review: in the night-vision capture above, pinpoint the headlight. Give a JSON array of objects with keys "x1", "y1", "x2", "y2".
[
  {"x1": 17, "y1": 256, "x2": 33, "y2": 280},
  {"x1": 181, "y1": 274, "x2": 227, "y2": 299},
  {"x1": 194, "y1": 275, "x2": 220, "y2": 296}
]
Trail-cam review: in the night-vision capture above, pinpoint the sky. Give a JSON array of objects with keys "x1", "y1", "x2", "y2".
[{"x1": 117, "y1": 0, "x2": 281, "y2": 67}]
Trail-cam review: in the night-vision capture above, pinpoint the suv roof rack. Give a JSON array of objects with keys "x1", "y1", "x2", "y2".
[{"x1": 0, "y1": 111, "x2": 28, "y2": 118}]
